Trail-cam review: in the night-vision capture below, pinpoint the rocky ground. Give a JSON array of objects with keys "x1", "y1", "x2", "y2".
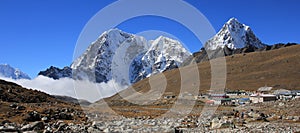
[
  {"x1": 0, "y1": 78, "x2": 300, "y2": 132},
  {"x1": 0, "y1": 79, "x2": 88, "y2": 132},
  {"x1": 80, "y1": 98, "x2": 300, "y2": 133}
]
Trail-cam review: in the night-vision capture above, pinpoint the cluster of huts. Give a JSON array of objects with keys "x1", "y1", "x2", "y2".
[
  {"x1": 161, "y1": 87, "x2": 300, "y2": 105},
  {"x1": 202, "y1": 87, "x2": 300, "y2": 105}
]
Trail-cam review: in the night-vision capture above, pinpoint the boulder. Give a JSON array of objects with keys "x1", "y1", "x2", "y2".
[
  {"x1": 1, "y1": 120, "x2": 12, "y2": 126},
  {"x1": 211, "y1": 117, "x2": 222, "y2": 129},
  {"x1": 0, "y1": 125, "x2": 18, "y2": 132},
  {"x1": 24, "y1": 111, "x2": 41, "y2": 122},
  {"x1": 87, "y1": 127, "x2": 101, "y2": 133},
  {"x1": 55, "y1": 122, "x2": 67, "y2": 132},
  {"x1": 293, "y1": 116, "x2": 299, "y2": 121},
  {"x1": 43, "y1": 126, "x2": 52, "y2": 133},
  {"x1": 287, "y1": 116, "x2": 294, "y2": 120},
  {"x1": 9, "y1": 103, "x2": 18, "y2": 108},
  {"x1": 16, "y1": 105, "x2": 26, "y2": 110},
  {"x1": 21, "y1": 121, "x2": 44, "y2": 131},
  {"x1": 58, "y1": 112, "x2": 73, "y2": 120},
  {"x1": 41, "y1": 117, "x2": 49, "y2": 122},
  {"x1": 278, "y1": 102, "x2": 285, "y2": 106}
]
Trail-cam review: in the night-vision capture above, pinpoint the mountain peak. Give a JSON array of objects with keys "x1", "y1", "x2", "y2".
[
  {"x1": 0, "y1": 64, "x2": 31, "y2": 80},
  {"x1": 205, "y1": 18, "x2": 265, "y2": 50},
  {"x1": 104, "y1": 28, "x2": 124, "y2": 36},
  {"x1": 99, "y1": 28, "x2": 132, "y2": 41},
  {"x1": 156, "y1": 35, "x2": 167, "y2": 40},
  {"x1": 226, "y1": 17, "x2": 239, "y2": 24},
  {"x1": 225, "y1": 17, "x2": 250, "y2": 31},
  {"x1": 152, "y1": 36, "x2": 180, "y2": 46}
]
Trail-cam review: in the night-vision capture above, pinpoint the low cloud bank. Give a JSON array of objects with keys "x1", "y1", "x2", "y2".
[{"x1": 0, "y1": 76, "x2": 127, "y2": 103}]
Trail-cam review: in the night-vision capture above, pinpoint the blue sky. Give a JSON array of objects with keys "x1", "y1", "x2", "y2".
[{"x1": 0, "y1": 0, "x2": 299, "y2": 78}]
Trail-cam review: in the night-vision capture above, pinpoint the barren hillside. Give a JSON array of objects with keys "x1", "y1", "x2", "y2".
[{"x1": 105, "y1": 44, "x2": 300, "y2": 103}]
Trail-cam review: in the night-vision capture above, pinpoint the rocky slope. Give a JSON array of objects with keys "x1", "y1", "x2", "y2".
[
  {"x1": 0, "y1": 79, "x2": 87, "y2": 132},
  {"x1": 0, "y1": 79, "x2": 56, "y2": 103},
  {"x1": 0, "y1": 64, "x2": 30, "y2": 80},
  {"x1": 38, "y1": 66, "x2": 72, "y2": 80},
  {"x1": 129, "y1": 36, "x2": 190, "y2": 83}
]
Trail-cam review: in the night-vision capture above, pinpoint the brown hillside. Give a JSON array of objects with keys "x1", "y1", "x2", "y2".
[
  {"x1": 107, "y1": 44, "x2": 300, "y2": 101},
  {"x1": 0, "y1": 79, "x2": 87, "y2": 124}
]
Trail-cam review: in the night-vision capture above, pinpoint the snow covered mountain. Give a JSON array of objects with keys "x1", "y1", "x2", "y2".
[
  {"x1": 68, "y1": 28, "x2": 191, "y2": 85},
  {"x1": 0, "y1": 64, "x2": 31, "y2": 80},
  {"x1": 130, "y1": 36, "x2": 191, "y2": 83},
  {"x1": 71, "y1": 29, "x2": 150, "y2": 84},
  {"x1": 39, "y1": 18, "x2": 267, "y2": 84},
  {"x1": 205, "y1": 18, "x2": 266, "y2": 50}
]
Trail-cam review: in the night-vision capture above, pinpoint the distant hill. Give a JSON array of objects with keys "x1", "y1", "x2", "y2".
[
  {"x1": 0, "y1": 79, "x2": 58, "y2": 103},
  {"x1": 0, "y1": 79, "x2": 86, "y2": 124}
]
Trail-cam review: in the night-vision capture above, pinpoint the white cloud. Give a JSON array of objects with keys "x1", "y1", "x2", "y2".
[{"x1": 0, "y1": 76, "x2": 127, "y2": 103}]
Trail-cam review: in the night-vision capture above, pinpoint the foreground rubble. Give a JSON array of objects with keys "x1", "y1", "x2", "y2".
[
  {"x1": 1, "y1": 114, "x2": 300, "y2": 133},
  {"x1": 1, "y1": 79, "x2": 299, "y2": 132}
]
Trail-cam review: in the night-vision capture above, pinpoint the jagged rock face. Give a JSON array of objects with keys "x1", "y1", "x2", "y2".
[
  {"x1": 205, "y1": 18, "x2": 266, "y2": 50},
  {"x1": 69, "y1": 29, "x2": 190, "y2": 85},
  {"x1": 70, "y1": 29, "x2": 149, "y2": 84},
  {"x1": 0, "y1": 64, "x2": 31, "y2": 80},
  {"x1": 38, "y1": 66, "x2": 72, "y2": 80},
  {"x1": 71, "y1": 29, "x2": 134, "y2": 83},
  {"x1": 129, "y1": 36, "x2": 190, "y2": 83}
]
